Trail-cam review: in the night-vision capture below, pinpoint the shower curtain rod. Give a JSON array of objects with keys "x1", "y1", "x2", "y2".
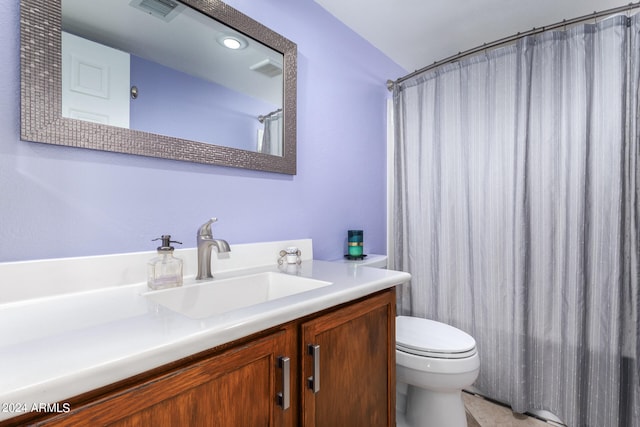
[
  {"x1": 387, "y1": 1, "x2": 640, "y2": 90},
  {"x1": 257, "y1": 108, "x2": 282, "y2": 123}
]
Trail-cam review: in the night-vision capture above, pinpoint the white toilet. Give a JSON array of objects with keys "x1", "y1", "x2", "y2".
[
  {"x1": 336, "y1": 254, "x2": 479, "y2": 426},
  {"x1": 396, "y1": 315, "x2": 480, "y2": 427}
]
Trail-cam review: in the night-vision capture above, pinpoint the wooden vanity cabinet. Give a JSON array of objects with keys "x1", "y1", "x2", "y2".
[
  {"x1": 301, "y1": 289, "x2": 396, "y2": 427},
  {"x1": 16, "y1": 288, "x2": 395, "y2": 427},
  {"x1": 35, "y1": 327, "x2": 297, "y2": 427}
]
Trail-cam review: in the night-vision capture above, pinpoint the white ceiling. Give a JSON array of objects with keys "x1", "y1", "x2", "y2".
[{"x1": 314, "y1": 0, "x2": 630, "y2": 75}]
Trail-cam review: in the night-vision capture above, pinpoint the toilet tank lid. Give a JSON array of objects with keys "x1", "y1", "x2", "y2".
[{"x1": 396, "y1": 316, "x2": 476, "y2": 355}]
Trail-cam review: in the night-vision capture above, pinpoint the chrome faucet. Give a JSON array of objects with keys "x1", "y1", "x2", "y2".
[{"x1": 196, "y1": 218, "x2": 231, "y2": 280}]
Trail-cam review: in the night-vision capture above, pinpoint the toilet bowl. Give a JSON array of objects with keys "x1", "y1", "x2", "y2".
[{"x1": 396, "y1": 316, "x2": 480, "y2": 427}]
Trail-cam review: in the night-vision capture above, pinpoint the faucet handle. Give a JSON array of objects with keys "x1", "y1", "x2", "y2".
[{"x1": 197, "y1": 217, "x2": 218, "y2": 237}]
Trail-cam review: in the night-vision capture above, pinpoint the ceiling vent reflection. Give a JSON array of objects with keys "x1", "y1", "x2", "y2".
[{"x1": 129, "y1": 0, "x2": 183, "y2": 22}]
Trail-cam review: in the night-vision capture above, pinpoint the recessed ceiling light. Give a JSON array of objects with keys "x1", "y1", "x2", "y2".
[
  {"x1": 217, "y1": 34, "x2": 248, "y2": 50},
  {"x1": 223, "y1": 37, "x2": 242, "y2": 49}
]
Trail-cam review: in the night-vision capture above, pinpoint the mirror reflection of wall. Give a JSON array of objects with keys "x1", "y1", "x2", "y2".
[
  {"x1": 61, "y1": 0, "x2": 284, "y2": 156},
  {"x1": 129, "y1": 54, "x2": 275, "y2": 152}
]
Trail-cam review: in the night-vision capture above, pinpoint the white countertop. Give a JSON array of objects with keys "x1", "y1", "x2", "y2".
[{"x1": 0, "y1": 259, "x2": 410, "y2": 421}]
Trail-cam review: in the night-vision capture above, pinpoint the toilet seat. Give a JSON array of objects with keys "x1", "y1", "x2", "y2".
[{"x1": 396, "y1": 316, "x2": 477, "y2": 359}]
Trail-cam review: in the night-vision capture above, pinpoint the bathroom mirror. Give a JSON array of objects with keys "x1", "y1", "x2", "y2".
[{"x1": 20, "y1": 0, "x2": 297, "y2": 174}]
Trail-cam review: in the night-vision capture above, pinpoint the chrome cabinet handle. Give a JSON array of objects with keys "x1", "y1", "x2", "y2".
[
  {"x1": 307, "y1": 344, "x2": 320, "y2": 393},
  {"x1": 277, "y1": 356, "x2": 290, "y2": 410}
]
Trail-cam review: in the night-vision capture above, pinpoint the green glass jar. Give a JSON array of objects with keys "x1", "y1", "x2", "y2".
[{"x1": 348, "y1": 230, "x2": 363, "y2": 257}]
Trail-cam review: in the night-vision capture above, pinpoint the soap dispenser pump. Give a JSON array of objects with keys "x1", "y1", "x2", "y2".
[{"x1": 147, "y1": 235, "x2": 183, "y2": 290}]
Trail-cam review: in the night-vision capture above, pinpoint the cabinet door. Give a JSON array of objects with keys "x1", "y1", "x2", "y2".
[
  {"x1": 301, "y1": 289, "x2": 396, "y2": 427},
  {"x1": 38, "y1": 328, "x2": 295, "y2": 427}
]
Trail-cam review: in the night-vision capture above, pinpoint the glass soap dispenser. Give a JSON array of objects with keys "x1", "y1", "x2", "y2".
[{"x1": 147, "y1": 235, "x2": 183, "y2": 290}]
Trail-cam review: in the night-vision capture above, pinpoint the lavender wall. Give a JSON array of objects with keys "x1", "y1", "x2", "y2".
[
  {"x1": 130, "y1": 55, "x2": 272, "y2": 150},
  {"x1": 0, "y1": 0, "x2": 405, "y2": 263}
]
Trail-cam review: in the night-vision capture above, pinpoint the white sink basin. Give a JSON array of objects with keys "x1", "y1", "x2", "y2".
[{"x1": 144, "y1": 272, "x2": 332, "y2": 319}]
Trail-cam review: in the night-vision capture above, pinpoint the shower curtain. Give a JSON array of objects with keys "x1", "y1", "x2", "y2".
[
  {"x1": 259, "y1": 110, "x2": 283, "y2": 156},
  {"x1": 391, "y1": 14, "x2": 639, "y2": 427}
]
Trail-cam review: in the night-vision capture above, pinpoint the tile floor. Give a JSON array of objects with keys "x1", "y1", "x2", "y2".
[{"x1": 463, "y1": 392, "x2": 564, "y2": 427}]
